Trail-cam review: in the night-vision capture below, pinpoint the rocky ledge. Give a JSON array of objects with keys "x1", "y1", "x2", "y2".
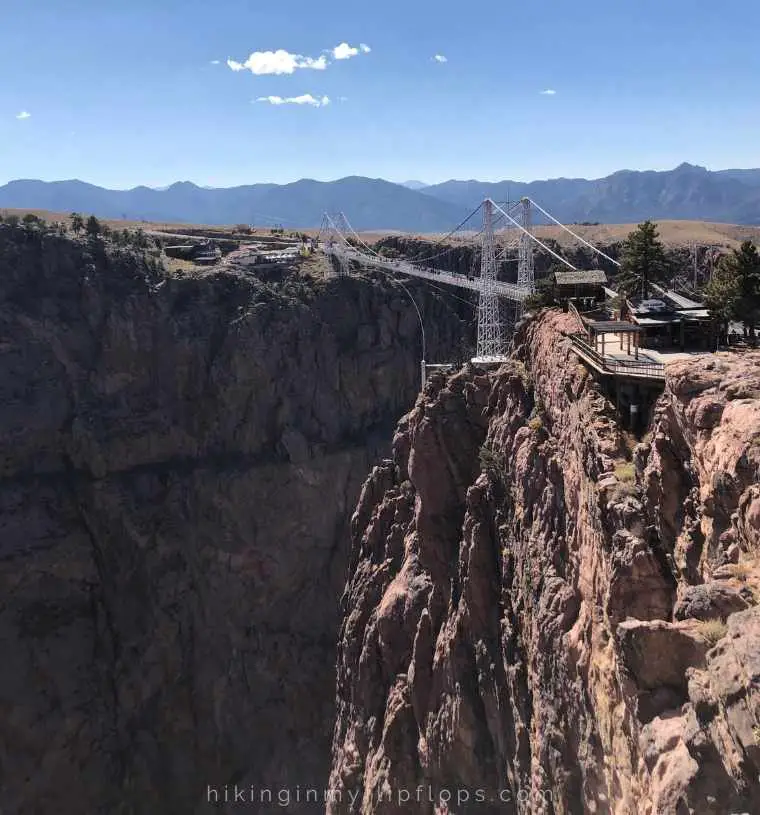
[{"x1": 328, "y1": 311, "x2": 760, "y2": 814}]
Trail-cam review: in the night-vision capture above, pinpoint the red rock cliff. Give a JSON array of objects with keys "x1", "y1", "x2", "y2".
[{"x1": 329, "y1": 311, "x2": 760, "y2": 814}]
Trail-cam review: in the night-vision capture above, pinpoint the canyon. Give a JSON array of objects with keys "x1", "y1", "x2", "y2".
[
  {"x1": 0, "y1": 225, "x2": 759, "y2": 814},
  {"x1": 0, "y1": 226, "x2": 472, "y2": 814}
]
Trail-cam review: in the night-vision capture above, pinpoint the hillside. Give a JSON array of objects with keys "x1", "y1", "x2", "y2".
[
  {"x1": 3, "y1": 164, "x2": 760, "y2": 230},
  {"x1": 4, "y1": 207, "x2": 760, "y2": 256}
]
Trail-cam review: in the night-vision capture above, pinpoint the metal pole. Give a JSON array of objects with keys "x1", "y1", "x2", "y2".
[{"x1": 381, "y1": 274, "x2": 426, "y2": 391}]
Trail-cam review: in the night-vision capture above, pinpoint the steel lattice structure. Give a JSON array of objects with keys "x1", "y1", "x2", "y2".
[
  {"x1": 517, "y1": 198, "x2": 535, "y2": 290},
  {"x1": 321, "y1": 196, "x2": 621, "y2": 367},
  {"x1": 475, "y1": 199, "x2": 508, "y2": 360}
]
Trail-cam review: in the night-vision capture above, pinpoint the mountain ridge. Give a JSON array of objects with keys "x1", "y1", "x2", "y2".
[{"x1": 2, "y1": 163, "x2": 760, "y2": 228}]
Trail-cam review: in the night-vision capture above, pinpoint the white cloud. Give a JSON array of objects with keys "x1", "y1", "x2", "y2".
[
  {"x1": 210, "y1": 59, "x2": 220, "y2": 65},
  {"x1": 540, "y1": 88, "x2": 556, "y2": 95},
  {"x1": 256, "y1": 94, "x2": 331, "y2": 107},
  {"x1": 332, "y1": 42, "x2": 358, "y2": 60},
  {"x1": 433, "y1": 54, "x2": 447, "y2": 63},
  {"x1": 16, "y1": 111, "x2": 31, "y2": 119},
  {"x1": 227, "y1": 49, "x2": 328, "y2": 75},
  {"x1": 228, "y1": 43, "x2": 370, "y2": 75},
  {"x1": 331, "y1": 42, "x2": 371, "y2": 60}
]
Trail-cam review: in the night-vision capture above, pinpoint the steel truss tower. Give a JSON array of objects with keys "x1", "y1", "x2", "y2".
[
  {"x1": 321, "y1": 212, "x2": 349, "y2": 276},
  {"x1": 517, "y1": 197, "x2": 535, "y2": 290},
  {"x1": 475, "y1": 199, "x2": 508, "y2": 360}
]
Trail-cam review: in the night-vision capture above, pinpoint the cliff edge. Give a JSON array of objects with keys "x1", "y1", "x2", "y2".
[
  {"x1": 329, "y1": 311, "x2": 760, "y2": 814},
  {"x1": 0, "y1": 228, "x2": 472, "y2": 814}
]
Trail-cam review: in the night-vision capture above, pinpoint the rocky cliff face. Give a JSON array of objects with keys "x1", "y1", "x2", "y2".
[
  {"x1": 329, "y1": 311, "x2": 760, "y2": 814},
  {"x1": 0, "y1": 227, "x2": 473, "y2": 814}
]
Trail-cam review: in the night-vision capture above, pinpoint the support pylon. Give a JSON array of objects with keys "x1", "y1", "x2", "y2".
[
  {"x1": 321, "y1": 212, "x2": 348, "y2": 276},
  {"x1": 474, "y1": 199, "x2": 508, "y2": 362},
  {"x1": 507, "y1": 197, "x2": 535, "y2": 328},
  {"x1": 517, "y1": 197, "x2": 534, "y2": 291}
]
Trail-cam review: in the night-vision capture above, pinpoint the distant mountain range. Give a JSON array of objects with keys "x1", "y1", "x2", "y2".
[{"x1": 2, "y1": 163, "x2": 760, "y2": 230}]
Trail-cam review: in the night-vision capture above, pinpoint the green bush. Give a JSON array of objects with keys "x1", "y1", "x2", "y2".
[
  {"x1": 698, "y1": 619, "x2": 727, "y2": 647},
  {"x1": 614, "y1": 462, "x2": 636, "y2": 483}
]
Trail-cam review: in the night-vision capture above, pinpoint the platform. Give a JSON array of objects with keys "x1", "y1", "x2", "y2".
[{"x1": 471, "y1": 355, "x2": 511, "y2": 366}]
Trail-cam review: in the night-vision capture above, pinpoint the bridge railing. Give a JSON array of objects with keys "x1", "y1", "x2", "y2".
[
  {"x1": 324, "y1": 246, "x2": 528, "y2": 301},
  {"x1": 567, "y1": 333, "x2": 666, "y2": 380},
  {"x1": 567, "y1": 300, "x2": 586, "y2": 332}
]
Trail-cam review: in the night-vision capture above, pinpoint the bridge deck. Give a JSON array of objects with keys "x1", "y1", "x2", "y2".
[{"x1": 323, "y1": 246, "x2": 529, "y2": 302}]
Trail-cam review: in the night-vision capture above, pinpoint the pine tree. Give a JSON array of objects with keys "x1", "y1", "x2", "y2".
[
  {"x1": 617, "y1": 221, "x2": 670, "y2": 299},
  {"x1": 704, "y1": 262, "x2": 740, "y2": 337},
  {"x1": 85, "y1": 215, "x2": 101, "y2": 237},
  {"x1": 707, "y1": 240, "x2": 760, "y2": 341},
  {"x1": 70, "y1": 212, "x2": 84, "y2": 234}
]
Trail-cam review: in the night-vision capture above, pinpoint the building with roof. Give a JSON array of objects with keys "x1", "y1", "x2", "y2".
[
  {"x1": 626, "y1": 291, "x2": 713, "y2": 351},
  {"x1": 553, "y1": 269, "x2": 608, "y2": 311}
]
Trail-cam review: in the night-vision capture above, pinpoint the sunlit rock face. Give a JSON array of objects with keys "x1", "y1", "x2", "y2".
[{"x1": 328, "y1": 310, "x2": 760, "y2": 815}]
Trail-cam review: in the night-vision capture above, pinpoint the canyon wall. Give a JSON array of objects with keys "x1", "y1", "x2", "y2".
[
  {"x1": 0, "y1": 228, "x2": 473, "y2": 814},
  {"x1": 329, "y1": 311, "x2": 760, "y2": 814}
]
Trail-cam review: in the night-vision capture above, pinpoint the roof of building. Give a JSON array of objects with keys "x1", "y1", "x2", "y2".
[
  {"x1": 586, "y1": 320, "x2": 642, "y2": 333},
  {"x1": 661, "y1": 290, "x2": 704, "y2": 309},
  {"x1": 629, "y1": 290, "x2": 706, "y2": 315},
  {"x1": 631, "y1": 310, "x2": 712, "y2": 326},
  {"x1": 554, "y1": 269, "x2": 608, "y2": 285}
]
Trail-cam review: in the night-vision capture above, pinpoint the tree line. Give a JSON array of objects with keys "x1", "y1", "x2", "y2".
[{"x1": 0, "y1": 211, "x2": 156, "y2": 250}]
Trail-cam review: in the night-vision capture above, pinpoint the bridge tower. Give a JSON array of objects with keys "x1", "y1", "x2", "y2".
[
  {"x1": 517, "y1": 197, "x2": 535, "y2": 291},
  {"x1": 320, "y1": 212, "x2": 349, "y2": 276},
  {"x1": 474, "y1": 199, "x2": 509, "y2": 362}
]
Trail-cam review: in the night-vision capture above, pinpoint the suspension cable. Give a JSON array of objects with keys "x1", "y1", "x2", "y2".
[
  {"x1": 340, "y1": 210, "x2": 483, "y2": 268},
  {"x1": 525, "y1": 197, "x2": 621, "y2": 267},
  {"x1": 489, "y1": 200, "x2": 576, "y2": 270},
  {"x1": 366, "y1": 202, "x2": 486, "y2": 265}
]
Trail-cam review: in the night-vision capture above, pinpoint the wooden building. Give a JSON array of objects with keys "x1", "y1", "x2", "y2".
[
  {"x1": 553, "y1": 269, "x2": 608, "y2": 310},
  {"x1": 627, "y1": 294, "x2": 714, "y2": 351}
]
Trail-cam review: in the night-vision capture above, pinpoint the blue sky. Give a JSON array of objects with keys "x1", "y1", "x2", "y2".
[{"x1": 1, "y1": 0, "x2": 758, "y2": 188}]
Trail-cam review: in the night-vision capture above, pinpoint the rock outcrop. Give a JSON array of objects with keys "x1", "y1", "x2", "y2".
[
  {"x1": 329, "y1": 311, "x2": 760, "y2": 814},
  {"x1": 0, "y1": 227, "x2": 473, "y2": 814}
]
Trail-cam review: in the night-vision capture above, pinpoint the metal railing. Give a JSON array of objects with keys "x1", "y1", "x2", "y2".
[
  {"x1": 323, "y1": 245, "x2": 529, "y2": 301},
  {"x1": 567, "y1": 300, "x2": 586, "y2": 332},
  {"x1": 568, "y1": 333, "x2": 665, "y2": 380}
]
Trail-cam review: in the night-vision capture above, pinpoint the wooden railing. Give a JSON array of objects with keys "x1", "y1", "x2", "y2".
[{"x1": 568, "y1": 333, "x2": 666, "y2": 380}]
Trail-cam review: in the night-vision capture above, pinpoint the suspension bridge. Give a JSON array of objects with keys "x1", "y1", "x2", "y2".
[{"x1": 317, "y1": 197, "x2": 621, "y2": 372}]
